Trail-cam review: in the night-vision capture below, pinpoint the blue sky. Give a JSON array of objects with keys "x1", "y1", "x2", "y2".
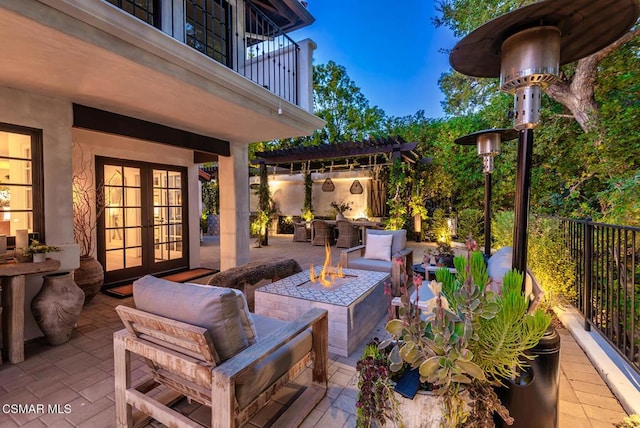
[{"x1": 290, "y1": 1, "x2": 459, "y2": 119}]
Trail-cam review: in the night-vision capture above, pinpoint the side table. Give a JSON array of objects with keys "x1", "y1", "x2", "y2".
[{"x1": 1, "y1": 258, "x2": 60, "y2": 363}]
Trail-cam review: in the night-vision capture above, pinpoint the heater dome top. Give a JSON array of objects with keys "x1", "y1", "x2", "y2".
[
  {"x1": 454, "y1": 128, "x2": 518, "y2": 146},
  {"x1": 449, "y1": 0, "x2": 640, "y2": 78}
]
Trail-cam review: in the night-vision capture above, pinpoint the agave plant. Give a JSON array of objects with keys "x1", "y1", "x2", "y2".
[{"x1": 380, "y1": 240, "x2": 551, "y2": 426}]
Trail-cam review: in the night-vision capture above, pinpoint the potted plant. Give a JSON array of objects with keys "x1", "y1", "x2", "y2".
[
  {"x1": 301, "y1": 207, "x2": 314, "y2": 222},
  {"x1": 356, "y1": 239, "x2": 551, "y2": 427},
  {"x1": 72, "y1": 141, "x2": 105, "y2": 305},
  {"x1": 22, "y1": 240, "x2": 60, "y2": 263},
  {"x1": 435, "y1": 240, "x2": 455, "y2": 268},
  {"x1": 330, "y1": 200, "x2": 352, "y2": 220}
]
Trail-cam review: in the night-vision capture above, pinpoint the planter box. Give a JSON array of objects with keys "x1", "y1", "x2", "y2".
[{"x1": 391, "y1": 390, "x2": 444, "y2": 428}]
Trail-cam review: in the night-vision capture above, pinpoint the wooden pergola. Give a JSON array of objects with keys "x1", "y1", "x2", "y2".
[
  {"x1": 251, "y1": 137, "x2": 430, "y2": 217},
  {"x1": 252, "y1": 136, "x2": 428, "y2": 173}
]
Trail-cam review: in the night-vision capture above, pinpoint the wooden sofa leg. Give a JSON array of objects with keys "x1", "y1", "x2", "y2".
[{"x1": 114, "y1": 331, "x2": 133, "y2": 428}]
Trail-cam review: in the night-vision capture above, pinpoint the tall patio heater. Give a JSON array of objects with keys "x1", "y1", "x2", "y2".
[
  {"x1": 455, "y1": 129, "x2": 517, "y2": 256},
  {"x1": 449, "y1": 2, "x2": 639, "y2": 426},
  {"x1": 449, "y1": 0, "x2": 639, "y2": 275}
]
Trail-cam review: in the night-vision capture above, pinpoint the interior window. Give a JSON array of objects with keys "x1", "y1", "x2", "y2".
[{"x1": 0, "y1": 124, "x2": 44, "y2": 247}]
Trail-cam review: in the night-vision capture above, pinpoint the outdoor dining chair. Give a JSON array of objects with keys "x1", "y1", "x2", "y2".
[
  {"x1": 311, "y1": 219, "x2": 334, "y2": 246},
  {"x1": 335, "y1": 219, "x2": 360, "y2": 248},
  {"x1": 293, "y1": 221, "x2": 310, "y2": 242}
]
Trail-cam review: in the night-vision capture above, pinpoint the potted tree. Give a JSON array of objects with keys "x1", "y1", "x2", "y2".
[
  {"x1": 356, "y1": 239, "x2": 551, "y2": 427},
  {"x1": 72, "y1": 142, "x2": 105, "y2": 305}
]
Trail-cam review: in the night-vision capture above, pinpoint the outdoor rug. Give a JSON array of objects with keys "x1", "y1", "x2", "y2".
[{"x1": 102, "y1": 268, "x2": 218, "y2": 298}]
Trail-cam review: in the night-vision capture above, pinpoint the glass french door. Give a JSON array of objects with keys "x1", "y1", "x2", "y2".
[{"x1": 96, "y1": 157, "x2": 188, "y2": 286}]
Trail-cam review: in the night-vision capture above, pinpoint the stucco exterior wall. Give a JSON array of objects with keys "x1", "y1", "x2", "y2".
[
  {"x1": 250, "y1": 171, "x2": 372, "y2": 219},
  {"x1": 72, "y1": 128, "x2": 200, "y2": 269},
  {"x1": 0, "y1": 86, "x2": 78, "y2": 341}
]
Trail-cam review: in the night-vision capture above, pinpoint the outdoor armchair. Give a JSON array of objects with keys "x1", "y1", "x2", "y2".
[
  {"x1": 340, "y1": 229, "x2": 413, "y2": 296},
  {"x1": 114, "y1": 275, "x2": 328, "y2": 428}
]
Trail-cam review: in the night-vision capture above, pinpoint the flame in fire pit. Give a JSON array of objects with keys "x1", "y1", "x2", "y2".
[{"x1": 310, "y1": 241, "x2": 345, "y2": 287}]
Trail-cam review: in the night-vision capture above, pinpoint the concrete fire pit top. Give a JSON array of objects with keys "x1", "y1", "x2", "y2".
[{"x1": 257, "y1": 269, "x2": 389, "y2": 306}]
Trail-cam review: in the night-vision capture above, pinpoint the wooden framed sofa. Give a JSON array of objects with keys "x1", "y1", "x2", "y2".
[
  {"x1": 340, "y1": 229, "x2": 413, "y2": 296},
  {"x1": 113, "y1": 275, "x2": 328, "y2": 428}
]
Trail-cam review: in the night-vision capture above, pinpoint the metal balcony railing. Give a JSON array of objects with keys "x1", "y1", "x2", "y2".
[
  {"x1": 105, "y1": 0, "x2": 299, "y2": 105},
  {"x1": 561, "y1": 218, "x2": 640, "y2": 376}
]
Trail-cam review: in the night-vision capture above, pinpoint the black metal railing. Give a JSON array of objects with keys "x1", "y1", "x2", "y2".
[
  {"x1": 562, "y1": 218, "x2": 639, "y2": 375},
  {"x1": 105, "y1": 0, "x2": 299, "y2": 105}
]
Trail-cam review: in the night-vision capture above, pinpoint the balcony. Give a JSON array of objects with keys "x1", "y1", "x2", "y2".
[
  {"x1": 104, "y1": 0, "x2": 307, "y2": 106},
  {"x1": 0, "y1": 0, "x2": 323, "y2": 144}
]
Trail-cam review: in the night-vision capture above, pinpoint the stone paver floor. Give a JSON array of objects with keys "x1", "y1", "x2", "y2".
[{"x1": 0, "y1": 234, "x2": 629, "y2": 427}]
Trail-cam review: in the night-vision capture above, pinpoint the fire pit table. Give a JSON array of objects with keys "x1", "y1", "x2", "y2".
[{"x1": 254, "y1": 268, "x2": 390, "y2": 357}]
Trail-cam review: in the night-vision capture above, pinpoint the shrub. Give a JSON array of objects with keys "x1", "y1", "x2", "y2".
[
  {"x1": 457, "y1": 208, "x2": 483, "y2": 246},
  {"x1": 431, "y1": 208, "x2": 451, "y2": 243},
  {"x1": 491, "y1": 211, "x2": 576, "y2": 309},
  {"x1": 527, "y1": 216, "x2": 577, "y2": 310},
  {"x1": 492, "y1": 211, "x2": 514, "y2": 248}
]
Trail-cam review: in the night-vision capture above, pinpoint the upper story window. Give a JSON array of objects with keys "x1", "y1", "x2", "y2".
[
  {"x1": 185, "y1": 0, "x2": 232, "y2": 67},
  {"x1": 105, "y1": 0, "x2": 161, "y2": 28},
  {"x1": 0, "y1": 124, "x2": 44, "y2": 246}
]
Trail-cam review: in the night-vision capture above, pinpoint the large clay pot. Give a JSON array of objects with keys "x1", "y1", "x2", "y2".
[
  {"x1": 31, "y1": 272, "x2": 84, "y2": 345},
  {"x1": 74, "y1": 256, "x2": 104, "y2": 305},
  {"x1": 391, "y1": 390, "x2": 444, "y2": 427}
]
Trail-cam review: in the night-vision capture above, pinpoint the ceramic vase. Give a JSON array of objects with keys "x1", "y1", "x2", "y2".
[
  {"x1": 336, "y1": 213, "x2": 345, "y2": 220},
  {"x1": 74, "y1": 256, "x2": 104, "y2": 305},
  {"x1": 32, "y1": 252, "x2": 46, "y2": 263},
  {"x1": 31, "y1": 272, "x2": 84, "y2": 345}
]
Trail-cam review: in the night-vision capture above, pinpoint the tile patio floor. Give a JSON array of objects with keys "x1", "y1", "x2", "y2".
[{"x1": 0, "y1": 234, "x2": 629, "y2": 427}]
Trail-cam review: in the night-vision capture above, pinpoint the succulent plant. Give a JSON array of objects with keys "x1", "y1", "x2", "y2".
[{"x1": 378, "y1": 239, "x2": 551, "y2": 426}]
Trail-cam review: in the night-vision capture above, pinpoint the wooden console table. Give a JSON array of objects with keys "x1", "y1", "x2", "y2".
[{"x1": 1, "y1": 258, "x2": 60, "y2": 363}]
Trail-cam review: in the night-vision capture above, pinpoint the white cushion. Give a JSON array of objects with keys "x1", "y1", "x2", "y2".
[
  {"x1": 364, "y1": 234, "x2": 393, "y2": 261},
  {"x1": 367, "y1": 229, "x2": 407, "y2": 255}
]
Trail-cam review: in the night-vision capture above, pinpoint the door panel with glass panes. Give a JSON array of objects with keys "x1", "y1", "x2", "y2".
[{"x1": 97, "y1": 157, "x2": 188, "y2": 286}]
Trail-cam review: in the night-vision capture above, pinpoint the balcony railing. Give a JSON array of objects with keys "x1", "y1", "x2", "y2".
[
  {"x1": 105, "y1": 0, "x2": 300, "y2": 105},
  {"x1": 562, "y1": 218, "x2": 640, "y2": 376}
]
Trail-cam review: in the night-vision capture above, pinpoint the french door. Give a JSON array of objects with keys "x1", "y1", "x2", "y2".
[{"x1": 96, "y1": 157, "x2": 188, "y2": 286}]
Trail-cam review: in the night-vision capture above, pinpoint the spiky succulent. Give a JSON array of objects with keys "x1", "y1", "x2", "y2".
[{"x1": 381, "y1": 242, "x2": 551, "y2": 427}]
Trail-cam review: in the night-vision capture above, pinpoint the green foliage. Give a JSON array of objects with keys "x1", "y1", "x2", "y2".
[
  {"x1": 383, "y1": 246, "x2": 550, "y2": 426},
  {"x1": 615, "y1": 414, "x2": 640, "y2": 428},
  {"x1": 200, "y1": 215, "x2": 208, "y2": 233},
  {"x1": 201, "y1": 180, "x2": 218, "y2": 216},
  {"x1": 491, "y1": 211, "x2": 514, "y2": 249},
  {"x1": 457, "y1": 208, "x2": 483, "y2": 246},
  {"x1": 491, "y1": 212, "x2": 577, "y2": 309},
  {"x1": 303, "y1": 170, "x2": 313, "y2": 213},
  {"x1": 380, "y1": 241, "x2": 551, "y2": 426},
  {"x1": 386, "y1": 158, "x2": 409, "y2": 230},
  {"x1": 355, "y1": 340, "x2": 400, "y2": 427},
  {"x1": 431, "y1": 208, "x2": 451, "y2": 244},
  {"x1": 526, "y1": 216, "x2": 577, "y2": 310}
]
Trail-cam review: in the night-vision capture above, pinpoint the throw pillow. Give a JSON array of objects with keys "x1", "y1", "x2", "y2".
[
  {"x1": 363, "y1": 233, "x2": 393, "y2": 261},
  {"x1": 367, "y1": 229, "x2": 407, "y2": 255},
  {"x1": 133, "y1": 275, "x2": 248, "y2": 363}
]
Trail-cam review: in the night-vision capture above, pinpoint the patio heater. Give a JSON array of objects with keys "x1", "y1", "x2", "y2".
[
  {"x1": 455, "y1": 129, "x2": 517, "y2": 256},
  {"x1": 450, "y1": 0, "x2": 639, "y2": 275}
]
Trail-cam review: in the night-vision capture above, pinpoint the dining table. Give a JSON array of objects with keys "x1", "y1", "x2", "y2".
[{"x1": 309, "y1": 219, "x2": 384, "y2": 245}]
